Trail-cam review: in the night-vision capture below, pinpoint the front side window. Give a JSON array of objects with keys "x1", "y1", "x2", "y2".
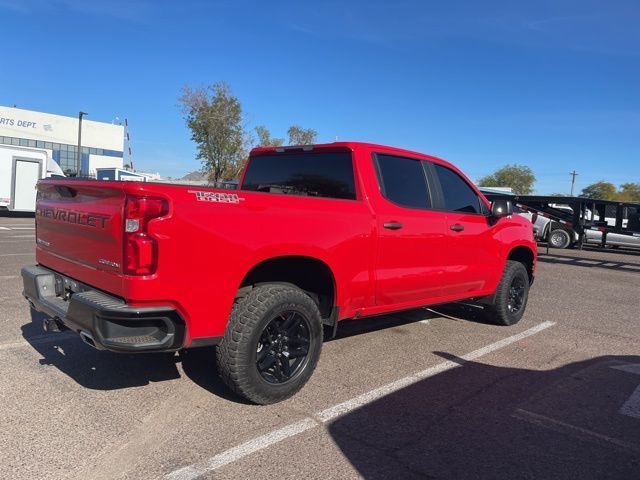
[
  {"x1": 433, "y1": 164, "x2": 481, "y2": 214},
  {"x1": 242, "y1": 152, "x2": 356, "y2": 200},
  {"x1": 376, "y1": 154, "x2": 431, "y2": 209}
]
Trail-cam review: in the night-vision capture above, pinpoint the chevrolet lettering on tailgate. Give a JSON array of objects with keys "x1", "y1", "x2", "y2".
[{"x1": 36, "y1": 207, "x2": 110, "y2": 229}]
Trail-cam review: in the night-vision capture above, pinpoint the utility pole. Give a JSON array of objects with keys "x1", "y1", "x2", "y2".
[
  {"x1": 569, "y1": 170, "x2": 578, "y2": 196},
  {"x1": 76, "y1": 111, "x2": 88, "y2": 176}
]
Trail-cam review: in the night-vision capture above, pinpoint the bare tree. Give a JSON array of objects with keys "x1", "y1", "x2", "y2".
[
  {"x1": 287, "y1": 125, "x2": 317, "y2": 145},
  {"x1": 179, "y1": 82, "x2": 248, "y2": 181}
]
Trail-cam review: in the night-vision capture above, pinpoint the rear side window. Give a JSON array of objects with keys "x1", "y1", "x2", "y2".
[
  {"x1": 376, "y1": 154, "x2": 431, "y2": 209},
  {"x1": 242, "y1": 152, "x2": 356, "y2": 200},
  {"x1": 433, "y1": 164, "x2": 481, "y2": 214}
]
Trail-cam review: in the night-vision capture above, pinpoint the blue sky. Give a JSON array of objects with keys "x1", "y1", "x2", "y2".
[{"x1": 1, "y1": 0, "x2": 638, "y2": 193}]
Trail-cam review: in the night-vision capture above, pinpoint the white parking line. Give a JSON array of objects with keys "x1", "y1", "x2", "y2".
[
  {"x1": 166, "y1": 419, "x2": 318, "y2": 480},
  {"x1": 0, "y1": 253, "x2": 34, "y2": 257},
  {"x1": 610, "y1": 363, "x2": 640, "y2": 419},
  {"x1": 513, "y1": 408, "x2": 640, "y2": 455},
  {"x1": 164, "y1": 320, "x2": 556, "y2": 480},
  {"x1": 425, "y1": 308, "x2": 460, "y2": 322}
]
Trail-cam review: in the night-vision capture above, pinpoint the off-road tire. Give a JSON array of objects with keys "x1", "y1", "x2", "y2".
[
  {"x1": 216, "y1": 283, "x2": 323, "y2": 404},
  {"x1": 485, "y1": 260, "x2": 530, "y2": 326}
]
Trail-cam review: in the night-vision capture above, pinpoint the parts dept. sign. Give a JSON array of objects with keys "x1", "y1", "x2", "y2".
[{"x1": 0, "y1": 116, "x2": 39, "y2": 129}]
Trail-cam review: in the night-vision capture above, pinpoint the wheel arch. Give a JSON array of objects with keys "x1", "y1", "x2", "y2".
[
  {"x1": 506, "y1": 245, "x2": 535, "y2": 282},
  {"x1": 238, "y1": 255, "x2": 337, "y2": 319}
]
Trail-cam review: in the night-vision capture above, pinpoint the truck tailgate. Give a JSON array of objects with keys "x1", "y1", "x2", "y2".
[{"x1": 35, "y1": 181, "x2": 126, "y2": 279}]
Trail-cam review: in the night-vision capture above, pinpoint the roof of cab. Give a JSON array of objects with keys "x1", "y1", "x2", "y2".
[{"x1": 250, "y1": 141, "x2": 456, "y2": 170}]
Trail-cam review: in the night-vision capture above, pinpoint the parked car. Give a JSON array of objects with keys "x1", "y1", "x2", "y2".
[{"x1": 22, "y1": 142, "x2": 536, "y2": 404}]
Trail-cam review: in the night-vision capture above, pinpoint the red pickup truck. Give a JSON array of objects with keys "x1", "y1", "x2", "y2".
[{"x1": 22, "y1": 142, "x2": 536, "y2": 404}]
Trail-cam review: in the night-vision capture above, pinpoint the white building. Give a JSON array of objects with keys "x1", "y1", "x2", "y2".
[{"x1": 0, "y1": 105, "x2": 124, "y2": 211}]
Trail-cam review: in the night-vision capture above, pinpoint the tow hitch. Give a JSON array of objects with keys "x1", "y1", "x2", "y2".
[{"x1": 42, "y1": 316, "x2": 66, "y2": 333}]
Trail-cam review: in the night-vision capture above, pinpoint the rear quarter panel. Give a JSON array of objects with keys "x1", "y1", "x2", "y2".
[{"x1": 119, "y1": 182, "x2": 374, "y2": 342}]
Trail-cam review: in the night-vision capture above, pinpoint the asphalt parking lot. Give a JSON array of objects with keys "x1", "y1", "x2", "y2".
[{"x1": 1, "y1": 213, "x2": 639, "y2": 480}]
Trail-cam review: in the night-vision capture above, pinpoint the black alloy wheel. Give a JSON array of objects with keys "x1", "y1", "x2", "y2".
[
  {"x1": 216, "y1": 283, "x2": 323, "y2": 404},
  {"x1": 256, "y1": 310, "x2": 311, "y2": 384},
  {"x1": 484, "y1": 260, "x2": 530, "y2": 326},
  {"x1": 507, "y1": 275, "x2": 526, "y2": 314}
]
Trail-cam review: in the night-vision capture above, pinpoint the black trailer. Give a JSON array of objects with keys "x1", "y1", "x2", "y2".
[{"x1": 481, "y1": 192, "x2": 640, "y2": 250}]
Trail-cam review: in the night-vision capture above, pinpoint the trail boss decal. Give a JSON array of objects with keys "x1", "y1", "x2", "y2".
[{"x1": 188, "y1": 190, "x2": 245, "y2": 204}]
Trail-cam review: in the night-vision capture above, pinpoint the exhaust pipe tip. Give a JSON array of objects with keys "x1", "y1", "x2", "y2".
[{"x1": 79, "y1": 331, "x2": 97, "y2": 349}]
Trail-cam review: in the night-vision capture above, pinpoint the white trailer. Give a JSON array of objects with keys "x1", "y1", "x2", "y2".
[{"x1": 0, "y1": 145, "x2": 64, "y2": 212}]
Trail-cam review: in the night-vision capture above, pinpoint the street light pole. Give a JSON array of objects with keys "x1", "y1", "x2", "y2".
[
  {"x1": 76, "y1": 111, "x2": 88, "y2": 176},
  {"x1": 569, "y1": 170, "x2": 578, "y2": 196}
]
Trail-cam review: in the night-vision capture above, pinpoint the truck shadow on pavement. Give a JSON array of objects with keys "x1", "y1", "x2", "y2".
[
  {"x1": 180, "y1": 305, "x2": 489, "y2": 402},
  {"x1": 537, "y1": 252, "x2": 640, "y2": 273},
  {"x1": 22, "y1": 304, "x2": 490, "y2": 400},
  {"x1": 328, "y1": 353, "x2": 640, "y2": 480},
  {"x1": 327, "y1": 303, "x2": 491, "y2": 343},
  {"x1": 23, "y1": 310, "x2": 183, "y2": 390},
  {"x1": 22, "y1": 310, "x2": 279, "y2": 402}
]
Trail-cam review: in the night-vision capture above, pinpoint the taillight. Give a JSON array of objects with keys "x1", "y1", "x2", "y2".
[{"x1": 123, "y1": 195, "x2": 168, "y2": 275}]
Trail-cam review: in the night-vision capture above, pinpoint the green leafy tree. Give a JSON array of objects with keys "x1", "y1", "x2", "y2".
[
  {"x1": 618, "y1": 182, "x2": 640, "y2": 201},
  {"x1": 255, "y1": 125, "x2": 284, "y2": 147},
  {"x1": 179, "y1": 82, "x2": 248, "y2": 181},
  {"x1": 477, "y1": 164, "x2": 536, "y2": 195},
  {"x1": 579, "y1": 181, "x2": 617, "y2": 200},
  {"x1": 287, "y1": 125, "x2": 317, "y2": 145}
]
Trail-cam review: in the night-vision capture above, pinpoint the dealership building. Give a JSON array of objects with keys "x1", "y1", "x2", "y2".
[
  {"x1": 0, "y1": 105, "x2": 125, "y2": 177},
  {"x1": 0, "y1": 105, "x2": 125, "y2": 211}
]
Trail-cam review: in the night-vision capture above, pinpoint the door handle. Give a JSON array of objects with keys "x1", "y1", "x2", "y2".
[
  {"x1": 383, "y1": 222, "x2": 403, "y2": 230},
  {"x1": 450, "y1": 224, "x2": 465, "y2": 232}
]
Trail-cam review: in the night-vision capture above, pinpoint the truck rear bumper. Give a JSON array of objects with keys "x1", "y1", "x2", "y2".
[{"x1": 21, "y1": 265, "x2": 185, "y2": 353}]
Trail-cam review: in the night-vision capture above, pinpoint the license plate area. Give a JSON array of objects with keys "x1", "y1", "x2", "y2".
[{"x1": 53, "y1": 272, "x2": 91, "y2": 299}]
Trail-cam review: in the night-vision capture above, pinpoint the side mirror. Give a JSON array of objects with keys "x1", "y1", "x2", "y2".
[{"x1": 490, "y1": 199, "x2": 513, "y2": 218}]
